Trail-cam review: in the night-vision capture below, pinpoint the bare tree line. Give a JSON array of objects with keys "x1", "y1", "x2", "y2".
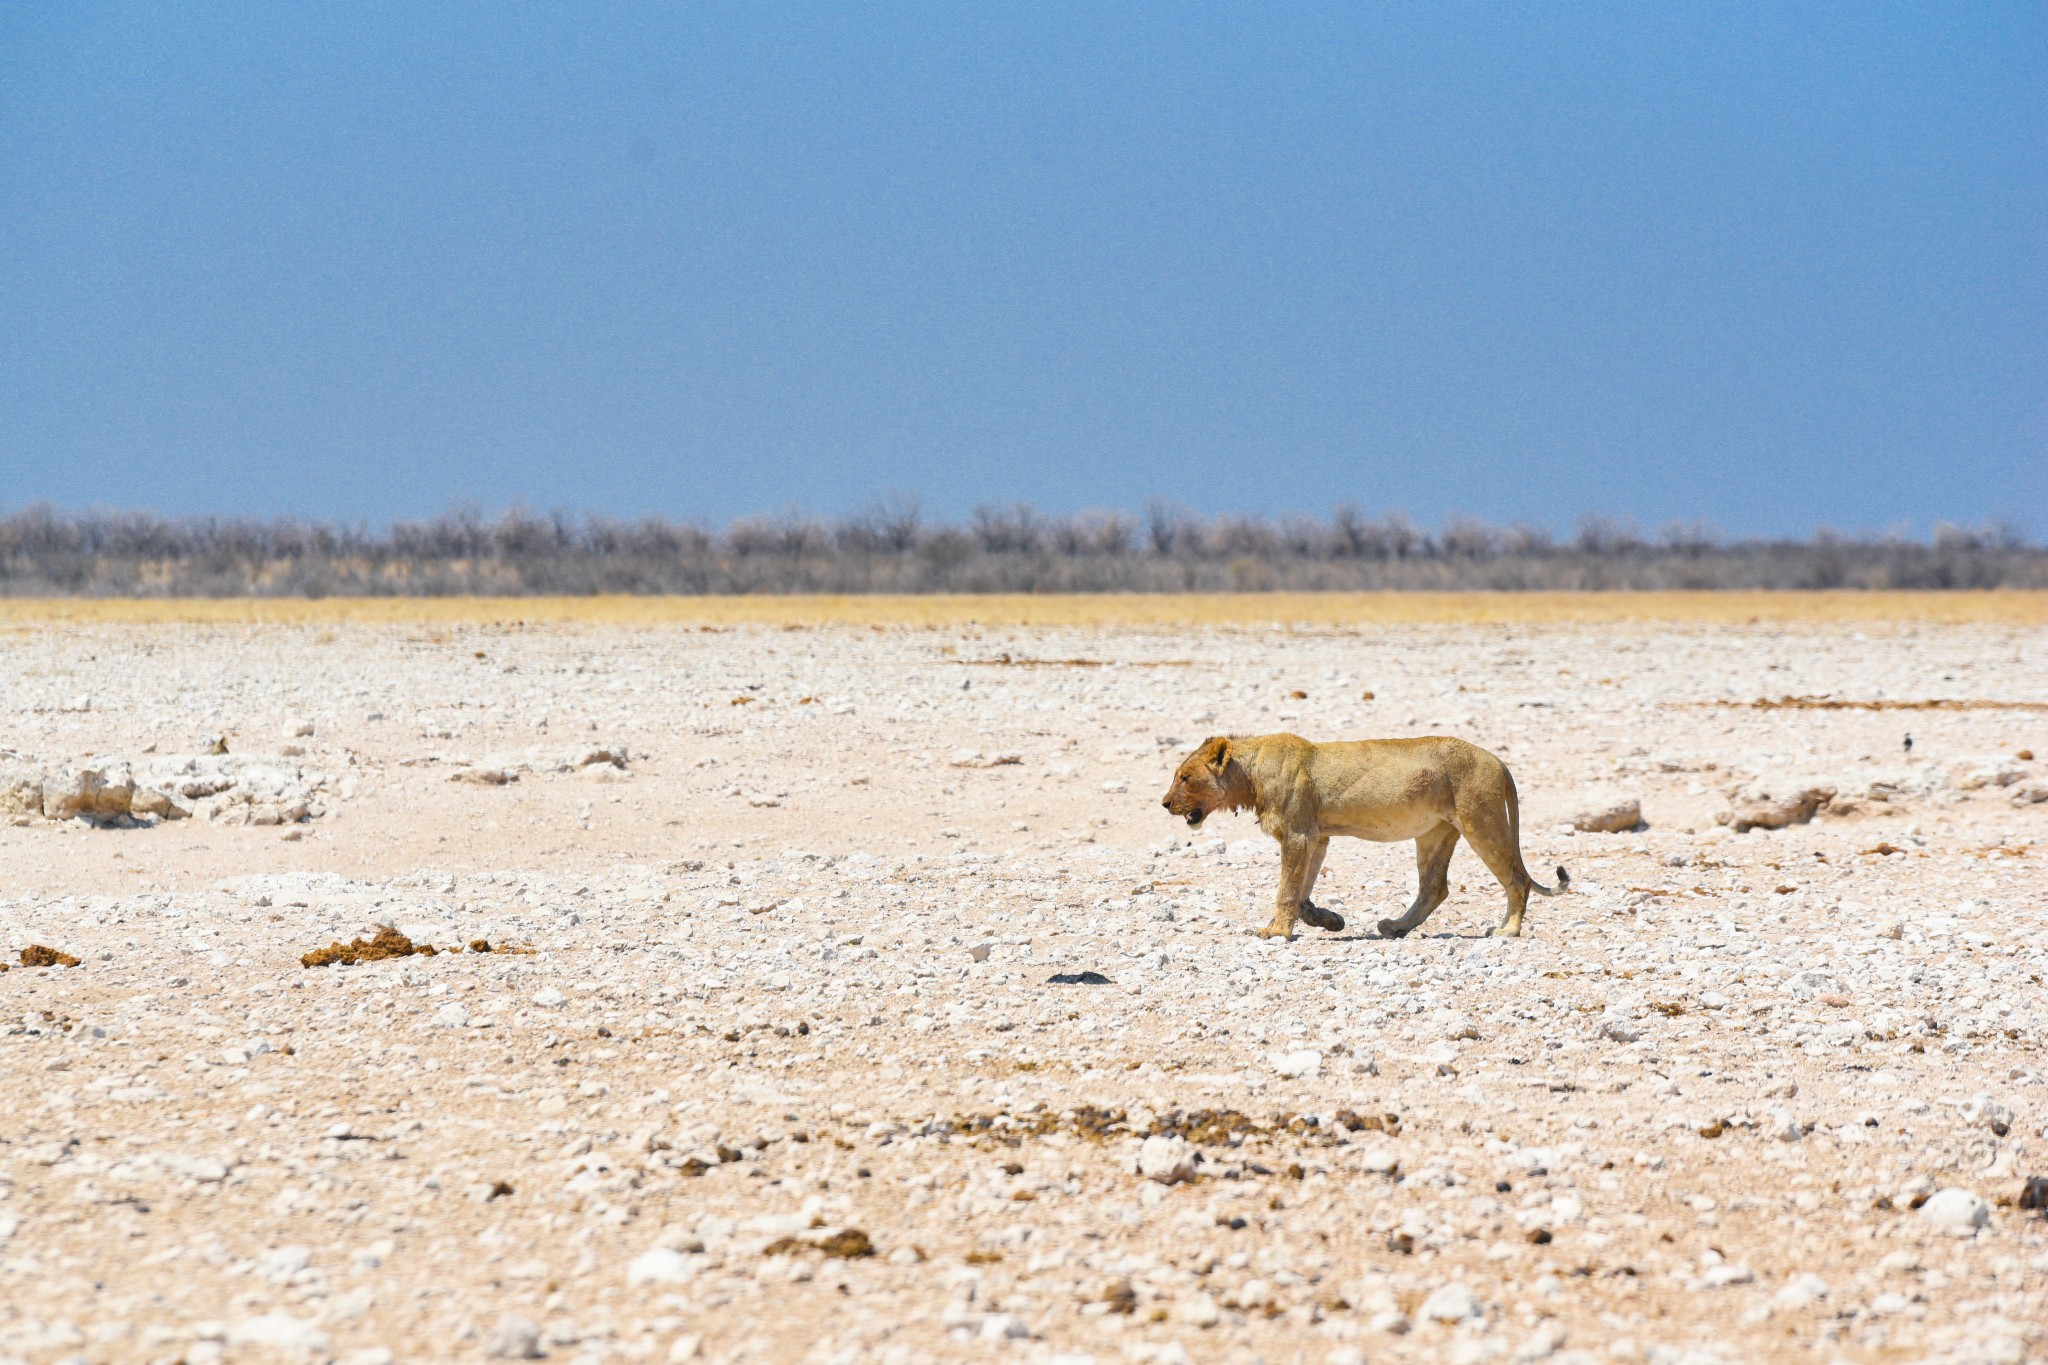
[{"x1": 0, "y1": 501, "x2": 2040, "y2": 595}]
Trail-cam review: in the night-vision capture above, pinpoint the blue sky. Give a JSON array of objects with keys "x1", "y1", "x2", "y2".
[{"x1": 2, "y1": 3, "x2": 2042, "y2": 537}]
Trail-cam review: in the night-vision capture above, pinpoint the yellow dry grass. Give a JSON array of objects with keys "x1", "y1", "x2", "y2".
[{"x1": 0, "y1": 591, "x2": 2044, "y2": 627}]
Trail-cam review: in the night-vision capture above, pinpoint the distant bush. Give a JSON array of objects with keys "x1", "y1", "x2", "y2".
[{"x1": 0, "y1": 501, "x2": 2039, "y2": 595}]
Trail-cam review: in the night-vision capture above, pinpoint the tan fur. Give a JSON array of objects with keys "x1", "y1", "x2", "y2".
[{"x1": 1161, "y1": 733, "x2": 1568, "y2": 940}]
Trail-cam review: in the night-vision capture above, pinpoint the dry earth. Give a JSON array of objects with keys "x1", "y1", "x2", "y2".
[{"x1": 2, "y1": 607, "x2": 2045, "y2": 1365}]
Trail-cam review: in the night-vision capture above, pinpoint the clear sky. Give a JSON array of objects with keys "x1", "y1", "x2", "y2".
[{"x1": 2, "y1": 4, "x2": 2042, "y2": 537}]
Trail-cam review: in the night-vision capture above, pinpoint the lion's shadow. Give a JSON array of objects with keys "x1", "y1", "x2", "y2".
[{"x1": 1312, "y1": 930, "x2": 1510, "y2": 943}]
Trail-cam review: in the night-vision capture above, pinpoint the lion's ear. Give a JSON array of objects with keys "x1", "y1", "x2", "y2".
[{"x1": 1199, "y1": 736, "x2": 1231, "y2": 772}]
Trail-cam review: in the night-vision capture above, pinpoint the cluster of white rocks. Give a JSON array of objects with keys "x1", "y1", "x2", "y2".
[
  {"x1": 1, "y1": 748, "x2": 339, "y2": 828},
  {"x1": 0, "y1": 614, "x2": 2042, "y2": 1364}
]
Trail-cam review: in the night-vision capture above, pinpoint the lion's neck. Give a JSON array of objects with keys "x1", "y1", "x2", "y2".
[{"x1": 1221, "y1": 764, "x2": 1258, "y2": 814}]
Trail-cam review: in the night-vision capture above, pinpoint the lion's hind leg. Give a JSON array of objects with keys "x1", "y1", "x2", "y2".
[
  {"x1": 1377, "y1": 823, "x2": 1458, "y2": 939},
  {"x1": 1459, "y1": 801, "x2": 1533, "y2": 938},
  {"x1": 1481, "y1": 857, "x2": 1532, "y2": 937},
  {"x1": 1298, "y1": 901, "x2": 1345, "y2": 932}
]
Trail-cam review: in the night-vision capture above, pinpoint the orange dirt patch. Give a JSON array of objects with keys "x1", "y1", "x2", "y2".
[
  {"x1": 764, "y1": 1228, "x2": 876, "y2": 1259},
  {"x1": 301, "y1": 924, "x2": 437, "y2": 968},
  {"x1": 458, "y1": 939, "x2": 533, "y2": 955},
  {"x1": 19, "y1": 944, "x2": 81, "y2": 968},
  {"x1": 815, "y1": 1229, "x2": 876, "y2": 1259}
]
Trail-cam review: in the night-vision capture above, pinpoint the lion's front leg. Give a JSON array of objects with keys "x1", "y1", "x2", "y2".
[
  {"x1": 1259, "y1": 837, "x2": 1311, "y2": 940},
  {"x1": 1256, "y1": 907, "x2": 1298, "y2": 940},
  {"x1": 1295, "y1": 835, "x2": 1345, "y2": 932}
]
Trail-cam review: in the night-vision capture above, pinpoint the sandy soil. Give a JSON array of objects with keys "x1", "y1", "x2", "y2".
[{"x1": 1, "y1": 610, "x2": 2044, "y2": 1365}]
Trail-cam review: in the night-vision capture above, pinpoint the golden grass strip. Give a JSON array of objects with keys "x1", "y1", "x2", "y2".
[
  {"x1": 1723, "y1": 696, "x2": 2048, "y2": 712},
  {"x1": 0, "y1": 591, "x2": 2045, "y2": 628}
]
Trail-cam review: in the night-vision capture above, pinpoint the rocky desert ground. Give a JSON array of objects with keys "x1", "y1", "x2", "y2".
[{"x1": 1, "y1": 601, "x2": 2044, "y2": 1365}]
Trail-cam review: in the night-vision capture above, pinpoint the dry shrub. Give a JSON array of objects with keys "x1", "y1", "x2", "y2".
[
  {"x1": 0, "y1": 504, "x2": 2041, "y2": 605},
  {"x1": 4, "y1": 589, "x2": 2045, "y2": 628}
]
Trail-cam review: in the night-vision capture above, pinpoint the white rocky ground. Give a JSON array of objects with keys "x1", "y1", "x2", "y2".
[{"x1": 1, "y1": 615, "x2": 2044, "y2": 1365}]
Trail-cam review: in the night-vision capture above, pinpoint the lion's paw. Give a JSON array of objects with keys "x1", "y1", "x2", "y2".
[
  {"x1": 1298, "y1": 901, "x2": 1345, "y2": 933},
  {"x1": 1255, "y1": 923, "x2": 1296, "y2": 941},
  {"x1": 1375, "y1": 918, "x2": 1409, "y2": 940}
]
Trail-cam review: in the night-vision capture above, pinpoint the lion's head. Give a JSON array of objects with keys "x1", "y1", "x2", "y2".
[{"x1": 1162, "y1": 736, "x2": 1243, "y2": 829}]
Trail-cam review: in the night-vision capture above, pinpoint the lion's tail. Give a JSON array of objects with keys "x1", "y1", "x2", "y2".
[{"x1": 1505, "y1": 769, "x2": 1570, "y2": 897}]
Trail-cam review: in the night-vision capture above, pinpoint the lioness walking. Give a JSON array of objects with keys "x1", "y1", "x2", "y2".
[{"x1": 1161, "y1": 733, "x2": 1568, "y2": 940}]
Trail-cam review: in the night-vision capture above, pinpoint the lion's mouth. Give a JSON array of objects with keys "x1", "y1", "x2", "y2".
[{"x1": 1185, "y1": 810, "x2": 1206, "y2": 828}]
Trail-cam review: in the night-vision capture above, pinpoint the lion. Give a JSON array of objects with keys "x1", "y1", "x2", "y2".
[{"x1": 1161, "y1": 733, "x2": 1568, "y2": 940}]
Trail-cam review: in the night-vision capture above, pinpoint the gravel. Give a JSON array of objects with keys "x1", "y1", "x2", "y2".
[{"x1": 0, "y1": 615, "x2": 2043, "y2": 1363}]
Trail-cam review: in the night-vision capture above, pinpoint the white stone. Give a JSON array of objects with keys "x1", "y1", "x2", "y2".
[
  {"x1": 1720, "y1": 773, "x2": 1835, "y2": 832},
  {"x1": 1269, "y1": 1048, "x2": 1321, "y2": 1078},
  {"x1": 979, "y1": 1313, "x2": 1030, "y2": 1340},
  {"x1": 225, "y1": 1315, "x2": 330, "y2": 1353},
  {"x1": 257, "y1": 1245, "x2": 312, "y2": 1282},
  {"x1": 1571, "y1": 796, "x2": 1643, "y2": 833},
  {"x1": 1964, "y1": 1093, "x2": 2013, "y2": 1135},
  {"x1": 739, "y1": 1212, "x2": 808, "y2": 1238},
  {"x1": 628, "y1": 1248, "x2": 700, "y2": 1285},
  {"x1": 1772, "y1": 1274, "x2": 1829, "y2": 1309},
  {"x1": 130, "y1": 786, "x2": 191, "y2": 820},
  {"x1": 1172, "y1": 1292, "x2": 1220, "y2": 1327},
  {"x1": 1918, "y1": 1188, "x2": 1990, "y2": 1232},
  {"x1": 164, "y1": 1155, "x2": 230, "y2": 1183},
  {"x1": 1418, "y1": 1281, "x2": 1480, "y2": 1323},
  {"x1": 533, "y1": 987, "x2": 567, "y2": 1009},
  {"x1": 1359, "y1": 1147, "x2": 1399, "y2": 1175},
  {"x1": 1515, "y1": 1320, "x2": 1567, "y2": 1360},
  {"x1": 483, "y1": 1316, "x2": 543, "y2": 1360},
  {"x1": 1136, "y1": 1134, "x2": 1198, "y2": 1185},
  {"x1": 1598, "y1": 1019, "x2": 1641, "y2": 1044}
]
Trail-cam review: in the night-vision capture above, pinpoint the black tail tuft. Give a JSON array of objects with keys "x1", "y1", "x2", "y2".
[{"x1": 1556, "y1": 866, "x2": 1570, "y2": 888}]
